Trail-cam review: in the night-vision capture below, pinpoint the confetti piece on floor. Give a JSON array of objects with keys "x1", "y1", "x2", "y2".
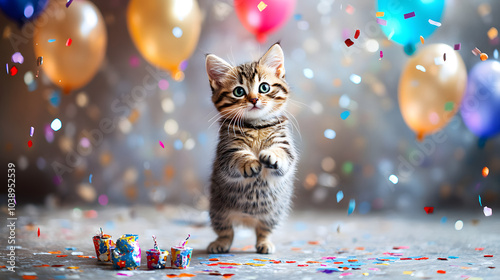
[
  {"x1": 66, "y1": 0, "x2": 73, "y2": 8},
  {"x1": 376, "y1": 12, "x2": 384, "y2": 17},
  {"x1": 22, "y1": 276, "x2": 38, "y2": 280},
  {"x1": 404, "y1": 12, "x2": 415, "y2": 19},
  {"x1": 484, "y1": 206, "x2": 492, "y2": 217},
  {"x1": 56, "y1": 255, "x2": 68, "y2": 257},
  {"x1": 482, "y1": 167, "x2": 489, "y2": 177},
  {"x1": 424, "y1": 207, "x2": 434, "y2": 214},
  {"x1": 438, "y1": 258, "x2": 448, "y2": 260},
  {"x1": 159, "y1": 141, "x2": 165, "y2": 148},
  {"x1": 354, "y1": 30, "x2": 360, "y2": 39},
  {"x1": 428, "y1": 19, "x2": 441, "y2": 26},
  {"x1": 257, "y1": 1, "x2": 267, "y2": 12},
  {"x1": 479, "y1": 195, "x2": 482, "y2": 206},
  {"x1": 403, "y1": 271, "x2": 413, "y2": 275},
  {"x1": 340, "y1": 111, "x2": 350, "y2": 120},
  {"x1": 454, "y1": 43, "x2": 461, "y2": 50},
  {"x1": 297, "y1": 264, "x2": 308, "y2": 267},
  {"x1": 480, "y1": 53, "x2": 489, "y2": 61},
  {"x1": 437, "y1": 270, "x2": 446, "y2": 274},
  {"x1": 340, "y1": 272, "x2": 353, "y2": 276},
  {"x1": 37, "y1": 227, "x2": 40, "y2": 237},
  {"x1": 348, "y1": 199, "x2": 356, "y2": 215},
  {"x1": 67, "y1": 266, "x2": 79, "y2": 269},
  {"x1": 420, "y1": 36, "x2": 424, "y2": 44},
  {"x1": 209, "y1": 258, "x2": 220, "y2": 261},
  {"x1": 377, "y1": 18, "x2": 387, "y2": 26},
  {"x1": 37, "y1": 56, "x2": 43, "y2": 66},
  {"x1": 345, "y1": 39, "x2": 354, "y2": 47},
  {"x1": 28, "y1": 140, "x2": 33, "y2": 148},
  {"x1": 488, "y1": 27, "x2": 498, "y2": 40},
  {"x1": 337, "y1": 191, "x2": 344, "y2": 202},
  {"x1": 475, "y1": 247, "x2": 485, "y2": 251},
  {"x1": 484, "y1": 255, "x2": 493, "y2": 257},
  {"x1": 10, "y1": 65, "x2": 18, "y2": 76},
  {"x1": 48, "y1": 251, "x2": 61, "y2": 254},
  {"x1": 472, "y1": 48, "x2": 481, "y2": 56},
  {"x1": 66, "y1": 38, "x2": 72, "y2": 46},
  {"x1": 48, "y1": 39, "x2": 56, "y2": 43},
  {"x1": 12, "y1": 52, "x2": 24, "y2": 64},
  {"x1": 416, "y1": 65, "x2": 426, "y2": 72}
]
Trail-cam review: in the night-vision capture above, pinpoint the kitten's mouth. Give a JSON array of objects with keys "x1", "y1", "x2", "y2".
[{"x1": 249, "y1": 105, "x2": 261, "y2": 111}]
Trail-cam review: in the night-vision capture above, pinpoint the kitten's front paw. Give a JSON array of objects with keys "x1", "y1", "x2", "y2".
[
  {"x1": 239, "y1": 159, "x2": 262, "y2": 178},
  {"x1": 207, "y1": 238, "x2": 232, "y2": 254},
  {"x1": 259, "y1": 150, "x2": 281, "y2": 169},
  {"x1": 256, "y1": 240, "x2": 275, "y2": 254}
]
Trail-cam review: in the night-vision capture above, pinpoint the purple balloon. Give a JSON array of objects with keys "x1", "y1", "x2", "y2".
[{"x1": 461, "y1": 60, "x2": 500, "y2": 139}]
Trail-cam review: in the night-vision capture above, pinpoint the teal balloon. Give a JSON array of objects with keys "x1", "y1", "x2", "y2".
[{"x1": 377, "y1": 0, "x2": 445, "y2": 55}]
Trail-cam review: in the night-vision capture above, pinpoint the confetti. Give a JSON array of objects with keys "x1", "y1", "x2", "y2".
[
  {"x1": 455, "y1": 220, "x2": 464, "y2": 230},
  {"x1": 66, "y1": 0, "x2": 73, "y2": 8},
  {"x1": 420, "y1": 36, "x2": 424, "y2": 44},
  {"x1": 404, "y1": 12, "x2": 415, "y2": 19},
  {"x1": 376, "y1": 12, "x2": 384, "y2": 17},
  {"x1": 479, "y1": 195, "x2": 482, "y2": 206},
  {"x1": 66, "y1": 38, "x2": 72, "y2": 46},
  {"x1": 488, "y1": 27, "x2": 498, "y2": 40},
  {"x1": 345, "y1": 38, "x2": 354, "y2": 47},
  {"x1": 416, "y1": 65, "x2": 426, "y2": 72},
  {"x1": 37, "y1": 227, "x2": 40, "y2": 237},
  {"x1": 51, "y1": 118, "x2": 62, "y2": 131},
  {"x1": 30, "y1": 126, "x2": 34, "y2": 137},
  {"x1": 482, "y1": 167, "x2": 489, "y2": 177},
  {"x1": 443, "y1": 53, "x2": 446, "y2": 61},
  {"x1": 484, "y1": 255, "x2": 494, "y2": 257},
  {"x1": 37, "y1": 56, "x2": 43, "y2": 66},
  {"x1": 472, "y1": 48, "x2": 481, "y2": 56},
  {"x1": 377, "y1": 18, "x2": 387, "y2": 26},
  {"x1": 324, "y1": 129, "x2": 336, "y2": 139},
  {"x1": 10, "y1": 65, "x2": 18, "y2": 76},
  {"x1": 444, "y1": 101, "x2": 454, "y2": 111},
  {"x1": 159, "y1": 141, "x2": 165, "y2": 148},
  {"x1": 89, "y1": 174, "x2": 92, "y2": 183},
  {"x1": 437, "y1": 270, "x2": 446, "y2": 274},
  {"x1": 354, "y1": 30, "x2": 360, "y2": 39},
  {"x1": 428, "y1": 19, "x2": 441, "y2": 27},
  {"x1": 336, "y1": 191, "x2": 344, "y2": 202},
  {"x1": 453, "y1": 44, "x2": 461, "y2": 51},
  {"x1": 48, "y1": 39, "x2": 56, "y2": 43},
  {"x1": 6, "y1": 63, "x2": 8, "y2": 74},
  {"x1": 257, "y1": 1, "x2": 267, "y2": 12},
  {"x1": 28, "y1": 140, "x2": 33, "y2": 148},
  {"x1": 11, "y1": 52, "x2": 24, "y2": 64},
  {"x1": 380, "y1": 51, "x2": 383, "y2": 59},
  {"x1": 475, "y1": 247, "x2": 485, "y2": 251},
  {"x1": 424, "y1": 207, "x2": 434, "y2": 214},
  {"x1": 348, "y1": 199, "x2": 356, "y2": 215},
  {"x1": 480, "y1": 53, "x2": 488, "y2": 61},
  {"x1": 494, "y1": 49, "x2": 498, "y2": 59},
  {"x1": 388, "y1": 174, "x2": 398, "y2": 184},
  {"x1": 56, "y1": 255, "x2": 68, "y2": 257},
  {"x1": 340, "y1": 111, "x2": 350, "y2": 120},
  {"x1": 483, "y1": 206, "x2": 492, "y2": 217},
  {"x1": 350, "y1": 74, "x2": 361, "y2": 84}
]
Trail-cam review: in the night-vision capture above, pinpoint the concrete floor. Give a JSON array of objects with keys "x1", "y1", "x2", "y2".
[{"x1": 1, "y1": 205, "x2": 499, "y2": 279}]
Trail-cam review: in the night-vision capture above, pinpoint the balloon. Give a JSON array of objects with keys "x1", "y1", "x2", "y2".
[
  {"x1": 398, "y1": 44, "x2": 467, "y2": 141},
  {"x1": 234, "y1": 0, "x2": 296, "y2": 43},
  {"x1": 461, "y1": 61, "x2": 500, "y2": 140},
  {"x1": 33, "y1": 0, "x2": 107, "y2": 93},
  {"x1": 377, "y1": 0, "x2": 445, "y2": 55},
  {"x1": 0, "y1": 0, "x2": 48, "y2": 25},
  {"x1": 127, "y1": 0, "x2": 201, "y2": 79}
]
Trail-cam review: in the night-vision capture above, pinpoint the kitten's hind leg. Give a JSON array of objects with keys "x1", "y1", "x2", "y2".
[
  {"x1": 207, "y1": 217, "x2": 234, "y2": 254},
  {"x1": 255, "y1": 224, "x2": 275, "y2": 254}
]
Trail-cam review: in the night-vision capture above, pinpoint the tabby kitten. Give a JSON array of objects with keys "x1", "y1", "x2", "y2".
[{"x1": 205, "y1": 43, "x2": 298, "y2": 254}]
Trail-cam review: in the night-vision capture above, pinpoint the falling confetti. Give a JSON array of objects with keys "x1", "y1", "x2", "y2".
[
  {"x1": 10, "y1": 65, "x2": 18, "y2": 76},
  {"x1": 437, "y1": 270, "x2": 446, "y2": 274},
  {"x1": 344, "y1": 38, "x2": 354, "y2": 47},
  {"x1": 416, "y1": 65, "x2": 426, "y2": 72},
  {"x1": 257, "y1": 1, "x2": 267, "y2": 12},
  {"x1": 472, "y1": 48, "x2": 481, "y2": 56},
  {"x1": 28, "y1": 140, "x2": 33, "y2": 147},
  {"x1": 6, "y1": 63, "x2": 8, "y2": 74},
  {"x1": 37, "y1": 56, "x2": 43, "y2": 66},
  {"x1": 30, "y1": 126, "x2": 34, "y2": 137},
  {"x1": 380, "y1": 51, "x2": 383, "y2": 59},
  {"x1": 420, "y1": 36, "x2": 424, "y2": 44},
  {"x1": 428, "y1": 19, "x2": 441, "y2": 27},
  {"x1": 354, "y1": 30, "x2": 360, "y2": 39},
  {"x1": 37, "y1": 227, "x2": 40, "y2": 237},
  {"x1": 479, "y1": 195, "x2": 482, "y2": 206},
  {"x1": 424, "y1": 207, "x2": 434, "y2": 214},
  {"x1": 11, "y1": 52, "x2": 24, "y2": 64},
  {"x1": 443, "y1": 52, "x2": 446, "y2": 61},
  {"x1": 488, "y1": 27, "x2": 498, "y2": 40},
  {"x1": 336, "y1": 191, "x2": 344, "y2": 202},
  {"x1": 494, "y1": 49, "x2": 498, "y2": 59},
  {"x1": 340, "y1": 111, "x2": 350, "y2": 120},
  {"x1": 89, "y1": 174, "x2": 93, "y2": 183},
  {"x1": 482, "y1": 167, "x2": 489, "y2": 177},
  {"x1": 348, "y1": 199, "x2": 356, "y2": 215},
  {"x1": 404, "y1": 12, "x2": 415, "y2": 19},
  {"x1": 66, "y1": 0, "x2": 73, "y2": 8},
  {"x1": 66, "y1": 38, "x2": 72, "y2": 46},
  {"x1": 159, "y1": 140, "x2": 165, "y2": 148},
  {"x1": 377, "y1": 18, "x2": 387, "y2": 26},
  {"x1": 454, "y1": 43, "x2": 461, "y2": 50},
  {"x1": 480, "y1": 53, "x2": 488, "y2": 61},
  {"x1": 48, "y1": 39, "x2": 56, "y2": 43},
  {"x1": 376, "y1": 12, "x2": 384, "y2": 17}
]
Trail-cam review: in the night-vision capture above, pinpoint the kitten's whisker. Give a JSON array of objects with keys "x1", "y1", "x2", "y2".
[
  {"x1": 208, "y1": 108, "x2": 241, "y2": 130},
  {"x1": 283, "y1": 110, "x2": 302, "y2": 141}
]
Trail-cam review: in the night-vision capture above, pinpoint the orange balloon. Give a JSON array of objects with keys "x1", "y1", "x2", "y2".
[
  {"x1": 127, "y1": 0, "x2": 201, "y2": 78},
  {"x1": 33, "y1": 0, "x2": 107, "y2": 93},
  {"x1": 398, "y1": 44, "x2": 467, "y2": 141}
]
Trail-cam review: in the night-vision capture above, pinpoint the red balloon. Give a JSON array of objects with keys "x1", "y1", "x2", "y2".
[{"x1": 234, "y1": 0, "x2": 296, "y2": 43}]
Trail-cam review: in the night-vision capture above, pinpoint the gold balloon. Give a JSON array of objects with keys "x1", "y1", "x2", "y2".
[
  {"x1": 127, "y1": 0, "x2": 201, "y2": 78},
  {"x1": 33, "y1": 0, "x2": 107, "y2": 93},
  {"x1": 399, "y1": 44, "x2": 467, "y2": 141}
]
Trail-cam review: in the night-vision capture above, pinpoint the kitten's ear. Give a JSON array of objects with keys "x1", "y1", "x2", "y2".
[
  {"x1": 206, "y1": 54, "x2": 233, "y2": 87},
  {"x1": 259, "y1": 43, "x2": 285, "y2": 79}
]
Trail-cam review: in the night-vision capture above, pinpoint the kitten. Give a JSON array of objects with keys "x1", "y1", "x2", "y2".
[{"x1": 205, "y1": 43, "x2": 298, "y2": 254}]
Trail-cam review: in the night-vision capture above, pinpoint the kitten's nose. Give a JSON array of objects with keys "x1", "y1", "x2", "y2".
[{"x1": 249, "y1": 98, "x2": 258, "y2": 105}]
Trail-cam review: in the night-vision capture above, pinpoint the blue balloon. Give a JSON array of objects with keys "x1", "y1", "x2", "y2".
[
  {"x1": 461, "y1": 61, "x2": 500, "y2": 139},
  {"x1": 0, "y1": 0, "x2": 48, "y2": 25},
  {"x1": 377, "y1": 0, "x2": 445, "y2": 55}
]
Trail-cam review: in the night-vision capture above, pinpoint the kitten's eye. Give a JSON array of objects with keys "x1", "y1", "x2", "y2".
[
  {"x1": 259, "y1": 83, "x2": 270, "y2": 93},
  {"x1": 233, "y1": 86, "x2": 246, "y2": 97}
]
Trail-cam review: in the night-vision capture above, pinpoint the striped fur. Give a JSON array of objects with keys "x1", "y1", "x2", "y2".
[{"x1": 205, "y1": 44, "x2": 298, "y2": 254}]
